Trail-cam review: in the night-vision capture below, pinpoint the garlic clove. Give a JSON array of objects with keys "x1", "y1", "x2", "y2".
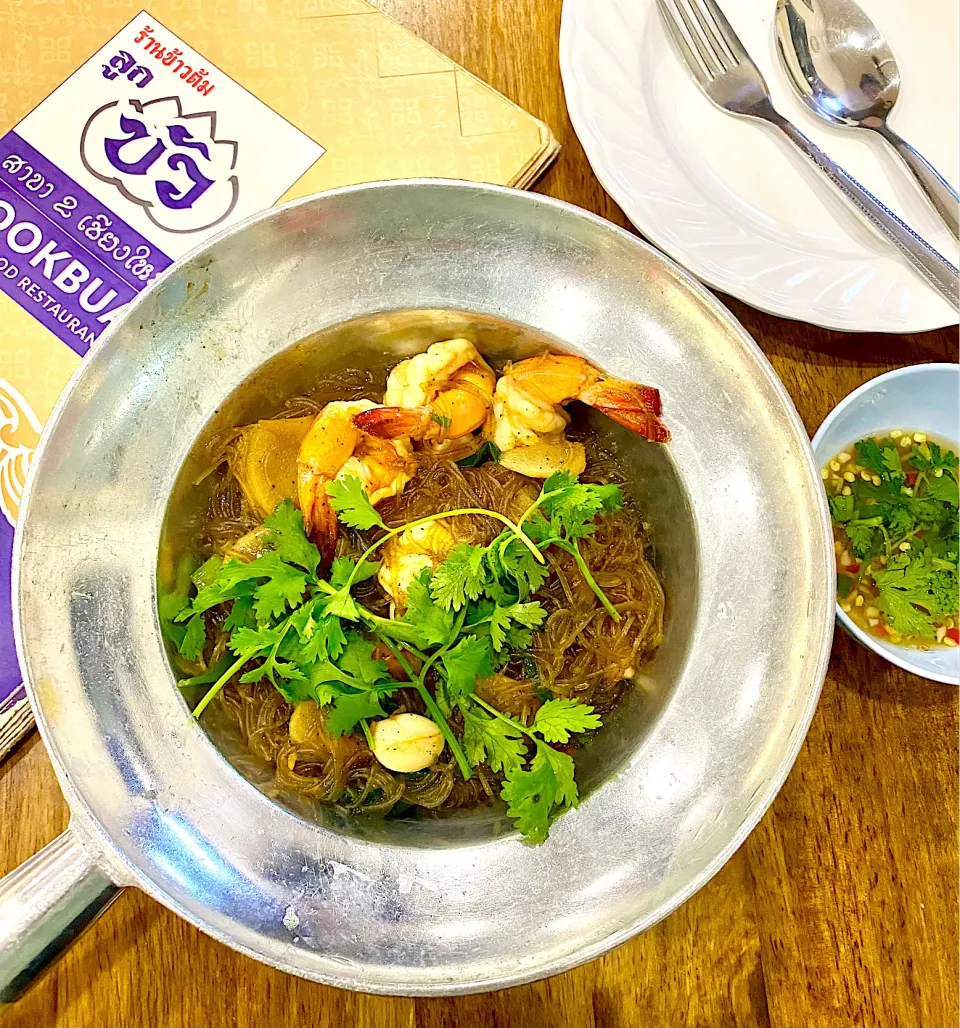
[{"x1": 370, "y1": 713, "x2": 445, "y2": 773}]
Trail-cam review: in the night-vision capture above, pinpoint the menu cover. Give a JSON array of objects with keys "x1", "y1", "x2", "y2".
[{"x1": 0, "y1": 0, "x2": 559, "y2": 758}]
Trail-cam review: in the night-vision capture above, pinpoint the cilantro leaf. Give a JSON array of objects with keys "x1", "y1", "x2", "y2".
[
  {"x1": 178, "y1": 613, "x2": 206, "y2": 661},
  {"x1": 250, "y1": 564, "x2": 310, "y2": 623},
  {"x1": 430, "y1": 544, "x2": 488, "y2": 610},
  {"x1": 517, "y1": 474, "x2": 625, "y2": 619},
  {"x1": 326, "y1": 475, "x2": 387, "y2": 531},
  {"x1": 506, "y1": 601, "x2": 550, "y2": 628},
  {"x1": 243, "y1": 653, "x2": 307, "y2": 687},
  {"x1": 541, "y1": 469, "x2": 579, "y2": 496},
  {"x1": 189, "y1": 554, "x2": 307, "y2": 621},
  {"x1": 541, "y1": 744, "x2": 579, "y2": 808},
  {"x1": 159, "y1": 595, "x2": 191, "y2": 652},
  {"x1": 308, "y1": 672, "x2": 339, "y2": 708},
  {"x1": 910, "y1": 497, "x2": 953, "y2": 527},
  {"x1": 293, "y1": 607, "x2": 347, "y2": 663},
  {"x1": 329, "y1": 556, "x2": 379, "y2": 589},
  {"x1": 493, "y1": 534, "x2": 550, "y2": 598},
  {"x1": 522, "y1": 511, "x2": 554, "y2": 544},
  {"x1": 532, "y1": 698, "x2": 602, "y2": 743},
  {"x1": 306, "y1": 659, "x2": 357, "y2": 689},
  {"x1": 322, "y1": 589, "x2": 362, "y2": 621},
  {"x1": 441, "y1": 635, "x2": 494, "y2": 697},
  {"x1": 886, "y1": 505, "x2": 917, "y2": 538},
  {"x1": 272, "y1": 671, "x2": 320, "y2": 706},
  {"x1": 910, "y1": 441, "x2": 959, "y2": 472},
  {"x1": 929, "y1": 567, "x2": 960, "y2": 617},
  {"x1": 880, "y1": 446, "x2": 903, "y2": 478},
  {"x1": 846, "y1": 522, "x2": 880, "y2": 559},
  {"x1": 853, "y1": 477, "x2": 901, "y2": 507},
  {"x1": 228, "y1": 624, "x2": 282, "y2": 662},
  {"x1": 338, "y1": 633, "x2": 391, "y2": 685},
  {"x1": 228, "y1": 620, "x2": 312, "y2": 686},
  {"x1": 160, "y1": 556, "x2": 201, "y2": 632},
  {"x1": 829, "y1": 495, "x2": 855, "y2": 523},
  {"x1": 318, "y1": 557, "x2": 383, "y2": 631},
  {"x1": 934, "y1": 443, "x2": 959, "y2": 469},
  {"x1": 926, "y1": 474, "x2": 959, "y2": 507},
  {"x1": 262, "y1": 499, "x2": 321, "y2": 574},
  {"x1": 402, "y1": 570, "x2": 456, "y2": 647},
  {"x1": 501, "y1": 742, "x2": 579, "y2": 845},
  {"x1": 877, "y1": 588, "x2": 935, "y2": 639},
  {"x1": 486, "y1": 601, "x2": 547, "y2": 652},
  {"x1": 872, "y1": 552, "x2": 954, "y2": 639},
  {"x1": 461, "y1": 708, "x2": 527, "y2": 774},
  {"x1": 325, "y1": 691, "x2": 387, "y2": 738},
  {"x1": 227, "y1": 623, "x2": 309, "y2": 688},
  {"x1": 224, "y1": 595, "x2": 256, "y2": 632},
  {"x1": 855, "y1": 438, "x2": 889, "y2": 479},
  {"x1": 539, "y1": 474, "x2": 623, "y2": 541}
]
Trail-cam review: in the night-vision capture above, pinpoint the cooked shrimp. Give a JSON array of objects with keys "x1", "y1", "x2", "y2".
[
  {"x1": 297, "y1": 400, "x2": 413, "y2": 562},
  {"x1": 490, "y1": 353, "x2": 669, "y2": 476},
  {"x1": 353, "y1": 338, "x2": 495, "y2": 443},
  {"x1": 378, "y1": 519, "x2": 458, "y2": 606}
]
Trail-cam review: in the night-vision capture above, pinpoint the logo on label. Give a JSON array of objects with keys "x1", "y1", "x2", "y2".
[{"x1": 80, "y1": 96, "x2": 239, "y2": 234}]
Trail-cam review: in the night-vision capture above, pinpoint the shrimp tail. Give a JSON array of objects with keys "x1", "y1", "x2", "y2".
[
  {"x1": 352, "y1": 407, "x2": 435, "y2": 440},
  {"x1": 582, "y1": 381, "x2": 671, "y2": 443},
  {"x1": 297, "y1": 469, "x2": 339, "y2": 566}
]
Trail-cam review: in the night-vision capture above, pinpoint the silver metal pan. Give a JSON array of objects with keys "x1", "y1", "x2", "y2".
[{"x1": 0, "y1": 181, "x2": 833, "y2": 1000}]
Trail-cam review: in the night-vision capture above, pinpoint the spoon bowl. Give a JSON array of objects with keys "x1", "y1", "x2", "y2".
[
  {"x1": 776, "y1": 0, "x2": 960, "y2": 239},
  {"x1": 777, "y1": 0, "x2": 898, "y2": 125}
]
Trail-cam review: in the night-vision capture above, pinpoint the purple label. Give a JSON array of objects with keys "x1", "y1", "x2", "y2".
[
  {"x1": 0, "y1": 132, "x2": 175, "y2": 719},
  {"x1": 0, "y1": 517, "x2": 17, "y2": 707},
  {"x1": 0, "y1": 131, "x2": 173, "y2": 357}
]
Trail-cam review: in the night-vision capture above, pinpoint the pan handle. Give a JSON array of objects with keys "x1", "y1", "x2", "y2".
[{"x1": 0, "y1": 827, "x2": 121, "y2": 1002}]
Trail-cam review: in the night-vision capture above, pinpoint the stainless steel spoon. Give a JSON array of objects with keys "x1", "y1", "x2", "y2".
[{"x1": 775, "y1": 0, "x2": 960, "y2": 241}]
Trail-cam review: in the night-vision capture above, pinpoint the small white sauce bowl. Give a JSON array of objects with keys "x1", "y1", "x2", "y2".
[{"x1": 812, "y1": 363, "x2": 960, "y2": 685}]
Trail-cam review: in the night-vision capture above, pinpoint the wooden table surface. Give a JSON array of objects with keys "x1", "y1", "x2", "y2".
[{"x1": 2, "y1": 1, "x2": 958, "y2": 1026}]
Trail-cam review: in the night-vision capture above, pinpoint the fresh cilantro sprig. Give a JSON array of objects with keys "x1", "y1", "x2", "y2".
[
  {"x1": 166, "y1": 468, "x2": 629, "y2": 842},
  {"x1": 828, "y1": 434, "x2": 958, "y2": 641},
  {"x1": 326, "y1": 478, "x2": 546, "y2": 579},
  {"x1": 420, "y1": 471, "x2": 626, "y2": 621},
  {"x1": 873, "y1": 551, "x2": 958, "y2": 639},
  {"x1": 841, "y1": 439, "x2": 957, "y2": 561},
  {"x1": 464, "y1": 694, "x2": 601, "y2": 844},
  {"x1": 520, "y1": 471, "x2": 624, "y2": 620}
]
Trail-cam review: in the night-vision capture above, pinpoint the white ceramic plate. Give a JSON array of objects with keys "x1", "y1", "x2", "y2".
[
  {"x1": 812, "y1": 363, "x2": 959, "y2": 684},
  {"x1": 560, "y1": 0, "x2": 960, "y2": 332}
]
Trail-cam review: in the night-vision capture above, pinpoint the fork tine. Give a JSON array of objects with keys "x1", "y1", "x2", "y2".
[
  {"x1": 684, "y1": 0, "x2": 737, "y2": 69},
  {"x1": 658, "y1": 0, "x2": 723, "y2": 80},
  {"x1": 692, "y1": 0, "x2": 750, "y2": 66},
  {"x1": 656, "y1": 0, "x2": 713, "y2": 84}
]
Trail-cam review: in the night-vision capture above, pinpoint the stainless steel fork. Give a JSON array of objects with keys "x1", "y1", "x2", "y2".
[{"x1": 657, "y1": 0, "x2": 959, "y2": 311}]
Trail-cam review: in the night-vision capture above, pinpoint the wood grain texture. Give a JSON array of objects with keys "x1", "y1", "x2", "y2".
[{"x1": 1, "y1": 0, "x2": 958, "y2": 1025}]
